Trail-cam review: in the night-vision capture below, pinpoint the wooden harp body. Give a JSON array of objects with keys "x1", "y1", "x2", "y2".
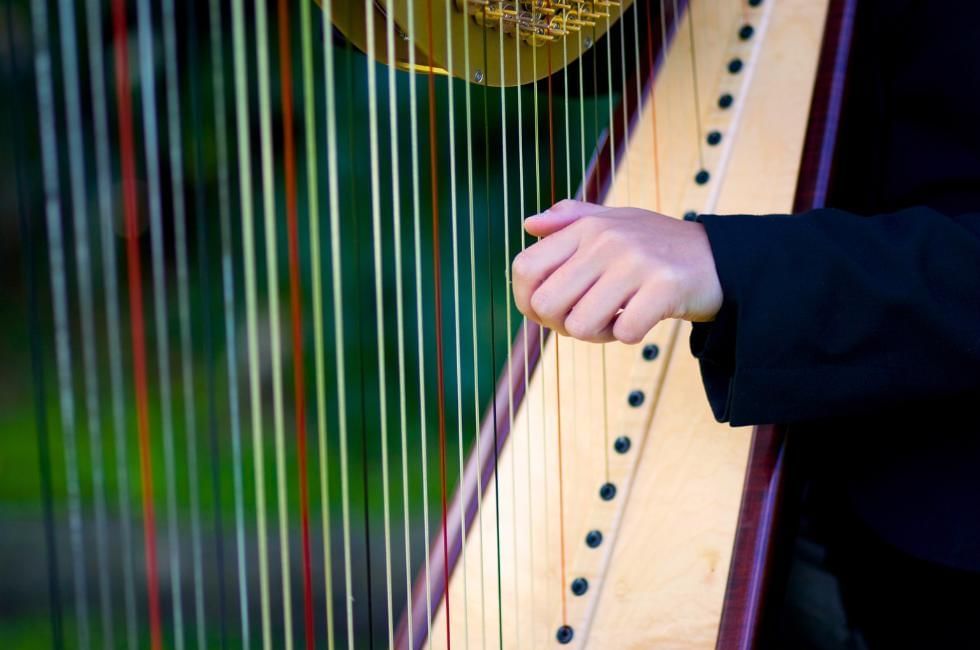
[{"x1": 398, "y1": 0, "x2": 855, "y2": 647}]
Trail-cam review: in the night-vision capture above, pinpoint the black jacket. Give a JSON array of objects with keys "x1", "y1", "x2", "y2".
[{"x1": 691, "y1": 0, "x2": 980, "y2": 571}]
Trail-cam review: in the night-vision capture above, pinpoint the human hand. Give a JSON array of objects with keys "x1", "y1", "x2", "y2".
[{"x1": 511, "y1": 199, "x2": 723, "y2": 344}]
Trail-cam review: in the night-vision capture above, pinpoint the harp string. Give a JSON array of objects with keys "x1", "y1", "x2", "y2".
[
  {"x1": 30, "y1": 0, "x2": 92, "y2": 645},
  {"x1": 619, "y1": 3, "x2": 631, "y2": 201},
  {"x1": 301, "y1": 0, "x2": 336, "y2": 644},
  {"x1": 109, "y1": 0, "x2": 166, "y2": 642},
  {"x1": 8, "y1": 6, "x2": 65, "y2": 644},
  {"x1": 528, "y1": 8, "x2": 554, "y2": 636},
  {"x1": 254, "y1": 0, "x2": 297, "y2": 643},
  {"x1": 421, "y1": 1, "x2": 454, "y2": 647},
  {"x1": 341, "y1": 6, "x2": 375, "y2": 643},
  {"x1": 405, "y1": 2, "x2": 436, "y2": 641},
  {"x1": 631, "y1": 3, "x2": 644, "y2": 206},
  {"x1": 545, "y1": 40, "x2": 571, "y2": 633},
  {"x1": 134, "y1": 0, "x2": 189, "y2": 643},
  {"x1": 686, "y1": 0, "x2": 706, "y2": 170},
  {"x1": 362, "y1": 2, "x2": 397, "y2": 647},
  {"x1": 81, "y1": 0, "x2": 142, "y2": 640},
  {"x1": 319, "y1": 0, "x2": 356, "y2": 643},
  {"x1": 459, "y1": 10, "x2": 487, "y2": 647},
  {"x1": 439, "y1": 3, "x2": 474, "y2": 645},
  {"x1": 276, "y1": 0, "x2": 318, "y2": 644},
  {"x1": 54, "y1": 0, "x2": 114, "y2": 643},
  {"x1": 380, "y1": 4, "x2": 415, "y2": 647},
  {"x1": 646, "y1": 0, "x2": 665, "y2": 213},
  {"x1": 230, "y1": 0, "x2": 275, "y2": 644},
  {"x1": 496, "y1": 13, "x2": 520, "y2": 650},
  {"x1": 600, "y1": 5, "x2": 612, "y2": 490},
  {"x1": 478, "y1": 21, "x2": 504, "y2": 650},
  {"x1": 187, "y1": 2, "x2": 229, "y2": 643},
  {"x1": 160, "y1": 0, "x2": 209, "y2": 643},
  {"x1": 513, "y1": 18, "x2": 537, "y2": 647}
]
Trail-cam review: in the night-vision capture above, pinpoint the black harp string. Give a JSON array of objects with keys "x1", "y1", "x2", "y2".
[
  {"x1": 478, "y1": 15, "x2": 506, "y2": 650},
  {"x1": 459, "y1": 6, "x2": 486, "y2": 646},
  {"x1": 528, "y1": 2, "x2": 554, "y2": 635},
  {"x1": 496, "y1": 9, "x2": 522, "y2": 649},
  {"x1": 343, "y1": 1, "x2": 376, "y2": 643},
  {"x1": 161, "y1": 0, "x2": 208, "y2": 642},
  {"x1": 188, "y1": 2, "x2": 229, "y2": 646}
]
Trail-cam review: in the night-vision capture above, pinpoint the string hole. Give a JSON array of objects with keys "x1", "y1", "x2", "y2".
[
  {"x1": 749, "y1": 0, "x2": 763, "y2": 6},
  {"x1": 557, "y1": 625, "x2": 575, "y2": 644},
  {"x1": 707, "y1": 130, "x2": 722, "y2": 146},
  {"x1": 739, "y1": 24, "x2": 755, "y2": 40},
  {"x1": 683, "y1": 211, "x2": 698, "y2": 222},
  {"x1": 586, "y1": 530, "x2": 603, "y2": 548},
  {"x1": 728, "y1": 58, "x2": 744, "y2": 74},
  {"x1": 473, "y1": 69, "x2": 484, "y2": 83},
  {"x1": 642, "y1": 343, "x2": 660, "y2": 360},
  {"x1": 571, "y1": 577, "x2": 589, "y2": 596},
  {"x1": 614, "y1": 436, "x2": 631, "y2": 454},
  {"x1": 718, "y1": 93, "x2": 734, "y2": 109},
  {"x1": 584, "y1": 37, "x2": 593, "y2": 49},
  {"x1": 600, "y1": 482, "x2": 617, "y2": 501},
  {"x1": 628, "y1": 390, "x2": 645, "y2": 407},
  {"x1": 695, "y1": 170, "x2": 710, "y2": 185}
]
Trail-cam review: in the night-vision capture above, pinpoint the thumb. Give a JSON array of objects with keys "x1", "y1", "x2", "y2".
[{"x1": 524, "y1": 199, "x2": 609, "y2": 237}]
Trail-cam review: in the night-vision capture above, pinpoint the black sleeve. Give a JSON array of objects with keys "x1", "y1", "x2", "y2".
[{"x1": 690, "y1": 207, "x2": 980, "y2": 426}]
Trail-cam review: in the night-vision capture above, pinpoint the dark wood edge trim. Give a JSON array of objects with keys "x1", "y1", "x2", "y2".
[
  {"x1": 394, "y1": 2, "x2": 685, "y2": 647},
  {"x1": 715, "y1": 1, "x2": 857, "y2": 648}
]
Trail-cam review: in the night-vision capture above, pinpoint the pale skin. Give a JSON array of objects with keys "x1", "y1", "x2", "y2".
[{"x1": 512, "y1": 199, "x2": 724, "y2": 344}]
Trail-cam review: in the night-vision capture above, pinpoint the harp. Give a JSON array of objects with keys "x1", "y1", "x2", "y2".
[{"x1": 4, "y1": 0, "x2": 852, "y2": 649}]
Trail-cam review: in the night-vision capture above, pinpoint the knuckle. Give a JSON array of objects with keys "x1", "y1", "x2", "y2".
[
  {"x1": 564, "y1": 314, "x2": 593, "y2": 340},
  {"x1": 511, "y1": 252, "x2": 533, "y2": 280},
  {"x1": 530, "y1": 289, "x2": 554, "y2": 317},
  {"x1": 614, "y1": 319, "x2": 644, "y2": 345}
]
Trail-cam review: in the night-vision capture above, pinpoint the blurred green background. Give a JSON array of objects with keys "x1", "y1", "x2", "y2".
[{"x1": 0, "y1": 0, "x2": 632, "y2": 647}]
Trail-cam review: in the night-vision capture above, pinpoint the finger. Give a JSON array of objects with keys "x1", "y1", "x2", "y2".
[
  {"x1": 524, "y1": 199, "x2": 609, "y2": 237},
  {"x1": 563, "y1": 271, "x2": 640, "y2": 343},
  {"x1": 512, "y1": 227, "x2": 583, "y2": 322},
  {"x1": 611, "y1": 284, "x2": 672, "y2": 345},
  {"x1": 529, "y1": 252, "x2": 601, "y2": 335}
]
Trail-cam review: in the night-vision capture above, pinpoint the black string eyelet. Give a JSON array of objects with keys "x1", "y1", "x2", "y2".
[
  {"x1": 586, "y1": 530, "x2": 603, "y2": 548},
  {"x1": 600, "y1": 482, "x2": 617, "y2": 501},
  {"x1": 557, "y1": 625, "x2": 575, "y2": 644},
  {"x1": 683, "y1": 211, "x2": 698, "y2": 222},
  {"x1": 614, "y1": 436, "x2": 631, "y2": 454},
  {"x1": 695, "y1": 170, "x2": 710, "y2": 185},
  {"x1": 571, "y1": 577, "x2": 589, "y2": 596},
  {"x1": 718, "y1": 93, "x2": 734, "y2": 109},
  {"x1": 707, "y1": 130, "x2": 722, "y2": 146},
  {"x1": 643, "y1": 344, "x2": 660, "y2": 360},
  {"x1": 739, "y1": 24, "x2": 755, "y2": 41},
  {"x1": 628, "y1": 390, "x2": 645, "y2": 407},
  {"x1": 728, "y1": 58, "x2": 744, "y2": 74}
]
